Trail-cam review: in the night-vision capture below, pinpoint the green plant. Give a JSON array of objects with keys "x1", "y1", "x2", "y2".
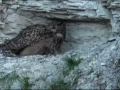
[
  {"x1": 66, "y1": 57, "x2": 82, "y2": 71},
  {"x1": 22, "y1": 77, "x2": 31, "y2": 90},
  {"x1": 0, "y1": 71, "x2": 20, "y2": 89},
  {"x1": 50, "y1": 80, "x2": 70, "y2": 90},
  {"x1": 0, "y1": 71, "x2": 31, "y2": 89},
  {"x1": 50, "y1": 56, "x2": 83, "y2": 90}
]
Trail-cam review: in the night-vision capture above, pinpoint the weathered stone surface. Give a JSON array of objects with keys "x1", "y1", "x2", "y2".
[
  {"x1": 64, "y1": 38, "x2": 120, "y2": 89},
  {"x1": 61, "y1": 22, "x2": 112, "y2": 53},
  {"x1": 17, "y1": 0, "x2": 110, "y2": 21},
  {"x1": 0, "y1": 55, "x2": 67, "y2": 89},
  {"x1": 0, "y1": 0, "x2": 120, "y2": 89}
]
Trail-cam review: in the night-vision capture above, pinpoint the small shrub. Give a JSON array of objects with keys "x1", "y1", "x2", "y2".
[
  {"x1": 0, "y1": 71, "x2": 20, "y2": 89},
  {"x1": 50, "y1": 80, "x2": 70, "y2": 90},
  {"x1": 22, "y1": 77, "x2": 31, "y2": 90},
  {"x1": 50, "y1": 55, "x2": 83, "y2": 90},
  {"x1": 64, "y1": 55, "x2": 83, "y2": 71},
  {"x1": 0, "y1": 71, "x2": 31, "y2": 89}
]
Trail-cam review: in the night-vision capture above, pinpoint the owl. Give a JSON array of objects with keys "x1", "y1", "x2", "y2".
[
  {"x1": 20, "y1": 33, "x2": 64, "y2": 56},
  {"x1": 0, "y1": 21, "x2": 66, "y2": 56}
]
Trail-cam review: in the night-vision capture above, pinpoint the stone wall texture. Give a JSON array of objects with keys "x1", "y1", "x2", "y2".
[{"x1": 0, "y1": 0, "x2": 120, "y2": 89}]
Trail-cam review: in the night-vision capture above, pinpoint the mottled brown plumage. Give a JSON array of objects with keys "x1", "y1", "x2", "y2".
[
  {"x1": 0, "y1": 21, "x2": 66, "y2": 56},
  {"x1": 20, "y1": 33, "x2": 64, "y2": 56}
]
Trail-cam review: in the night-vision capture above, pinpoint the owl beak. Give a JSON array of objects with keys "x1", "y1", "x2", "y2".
[{"x1": 56, "y1": 33, "x2": 63, "y2": 43}]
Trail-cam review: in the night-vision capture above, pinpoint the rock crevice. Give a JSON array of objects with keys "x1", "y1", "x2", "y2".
[{"x1": 0, "y1": 0, "x2": 120, "y2": 89}]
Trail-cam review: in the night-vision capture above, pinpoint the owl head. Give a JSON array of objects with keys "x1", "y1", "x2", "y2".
[{"x1": 53, "y1": 33, "x2": 64, "y2": 50}]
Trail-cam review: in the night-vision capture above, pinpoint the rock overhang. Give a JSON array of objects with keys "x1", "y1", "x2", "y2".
[{"x1": 3, "y1": 0, "x2": 111, "y2": 22}]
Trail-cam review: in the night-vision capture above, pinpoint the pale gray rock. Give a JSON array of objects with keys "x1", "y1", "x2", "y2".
[
  {"x1": 0, "y1": 0, "x2": 120, "y2": 89},
  {"x1": 0, "y1": 55, "x2": 67, "y2": 89},
  {"x1": 64, "y1": 38, "x2": 120, "y2": 89}
]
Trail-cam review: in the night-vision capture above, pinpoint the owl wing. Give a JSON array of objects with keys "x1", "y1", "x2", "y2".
[{"x1": 2, "y1": 24, "x2": 50, "y2": 53}]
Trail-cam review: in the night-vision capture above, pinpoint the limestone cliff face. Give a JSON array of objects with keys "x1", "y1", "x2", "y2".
[
  {"x1": 0, "y1": 0, "x2": 112, "y2": 53},
  {"x1": 0, "y1": 0, "x2": 120, "y2": 89}
]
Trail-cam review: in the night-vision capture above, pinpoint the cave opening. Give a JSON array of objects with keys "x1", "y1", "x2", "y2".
[
  {"x1": 0, "y1": 19, "x2": 112, "y2": 57},
  {"x1": 0, "y1": 20, "x2": 66, "y2": 57}
]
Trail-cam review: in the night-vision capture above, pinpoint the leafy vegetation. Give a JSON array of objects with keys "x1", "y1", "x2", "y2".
[
  {"x1": 22, "y1": 77, "x2": 31, "y2": 90},
  {"x1": 50, "y1": 55, "x2": 83, "y2": 90},
  {"x1": 50, "y1": 80, "x2": 69, "y2": 90},
  {"x1": 65, "y1": 56, "x2": 82, "y2": 71},
  {"x1": 0, "y1": 71, "x2": 20, "y2": 89},
  {"x1": 0, "y1": 71, "x2": 31, "y2": 89},
  {"x1": 63, "y1": 56, "x2": 83, "y2": 76}
]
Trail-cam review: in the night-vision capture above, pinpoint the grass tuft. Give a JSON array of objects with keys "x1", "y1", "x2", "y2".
[
  {"x1": 66, "y1": 57, "x2": 82, "y2": 71},
  {"x1": 22, "y1": 77, "x2": 31, "y2": 90},
  {"x1": 50, "y1": 80, "x2": 69, "y2": 90}
]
